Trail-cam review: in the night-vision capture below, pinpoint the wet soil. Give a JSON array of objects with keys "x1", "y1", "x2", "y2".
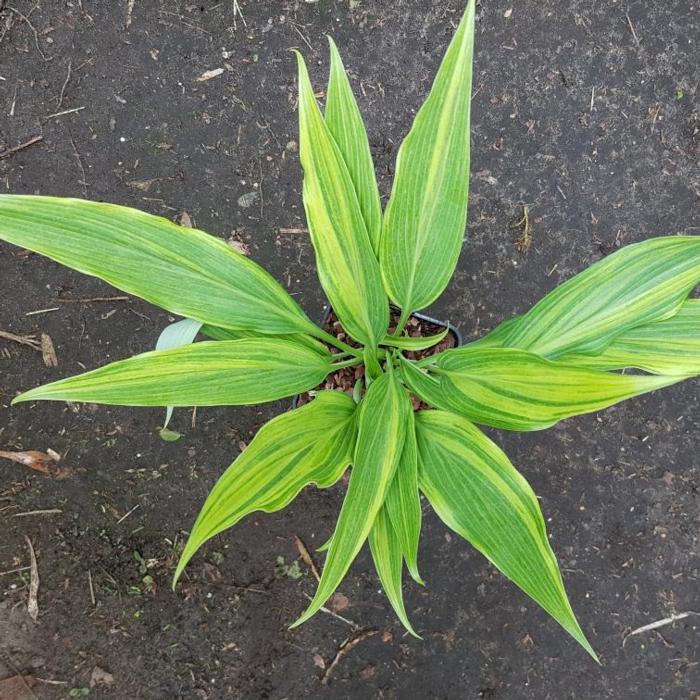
[{"x1": 1, "y1": 1, "x2": 698, "y2": 699}]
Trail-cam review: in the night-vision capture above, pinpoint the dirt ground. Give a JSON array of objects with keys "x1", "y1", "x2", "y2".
[{"x1": 1, "y1": 1, "x2": 698, "y2": 698}]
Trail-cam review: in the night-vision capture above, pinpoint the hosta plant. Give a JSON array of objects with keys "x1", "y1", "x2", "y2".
[{"x1": 1, "y1": 1, "x2": 698, "y2": 658}]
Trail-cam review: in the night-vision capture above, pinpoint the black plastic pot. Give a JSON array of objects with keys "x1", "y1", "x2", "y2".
[{"x1": 291, "y1": 305, "x2": 463, "y2": 408}]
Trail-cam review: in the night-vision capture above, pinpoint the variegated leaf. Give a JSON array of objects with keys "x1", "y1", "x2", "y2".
[
  {"x1": 291, "y1": 368, "x2": 411, "y2": 628},
  {"x1": 384, "y1": 408, "x2": 423, "y2": 584},
  {"x1": 174, "y1": 392, "x2": 357, "y2": 584},
  {"x1": 0, "y1": 195, "x2": 318, "y2": 336},
  {"x1": 14, "y1": 338, "x2": 333, "y2": 407},
  {"x1": 369, "y1": 506, "x2": 420, "y2": 637},
  {"x1": 416, "y1": 410, "x2": 597, "y2": 659},
  {"x1": 296, "y1": 53, "x2": 388, "y2": 348},
  {"x1": 380, "y1": 0, "x2": 475, "y2": 321},
  {"x1": 560, "y1": 299, "x2": 700, "y2": 376},
  {"x1": 325, "y1": 37, "x2": 382, "y2": 254},
  {"x1": 403, "y1": 347, "x2": 681, "y2": 431},
  {"x1": 500, "y1": 236, "x2": 700, "y2": 358}
]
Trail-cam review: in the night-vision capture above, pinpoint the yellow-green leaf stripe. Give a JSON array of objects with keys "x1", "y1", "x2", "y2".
[
  {"x1": 0, "y1": 195, "x2": 317, "y2": 336},
  {"x1": 291, "y1": 369, "x2": 411, "y2": 628},
  {"x1": 416, "y1": 410, "x2": 597, "y2": 660},
  {"x1": 561, "y1": 299, "x2": 700, "y2": 376},
  {"x1": 174, "y1": 391, "x2": 357, "y2": 584},
  {"x1": 325, "y1": 37, "x2": 382, "y2": 254},
  {"x1": 380, "y1": 0, "x2": 475, "y2": 316},
  {"x1": 296, "y1": 53, "x2": 388, "y2": 347},
  {"x1": 13, "y1": 338, "x2": 332, "y2": 407},
  {"x1": 384, "y1": 408, "x2": 423, "y2": 584},
  {"x1": 369, "y1": 506, "x2": 420, "y2": 637},
  {"x1": 501, "y1": 235, "x2": 700, "y2": 358},
  {"x1": 406, "y1": 346, "x2": 681, "y2": 431}
]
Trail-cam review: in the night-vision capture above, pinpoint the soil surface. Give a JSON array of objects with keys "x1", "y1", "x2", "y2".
[{"x1": 1, "y1": 1, "x2": 698, "y2": 699}]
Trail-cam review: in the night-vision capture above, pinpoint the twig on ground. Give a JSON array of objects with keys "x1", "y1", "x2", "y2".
[
  {"x1": 278, "y1": 227, "x2": 309, "y2": 235},
  {"x1": 625, "y1": 10, "x2": 641, "y2": 47},
  {"x1": 9, "y1": 85, "x2": 18, "y2": 116},
  {"x1": 116, "y1": 503, "x2": 140, "y2": 524},
  {"x1": 44, "y1": 106, "x2": 84, "y2": 120},
  {"x1": 0, "y1": 566, "x2": 31, "y2": 576},
  {"x1": 0, "y1": 134, "x2": 43, "y2": 160},
  {"x1": 52, "y1": 295, "x2": 129, "y2": 303},
  {"x1": 13, "y1": 509, "x2": 62, "y2": 517},
  {"x1": 513, "y1": 205, "x2": 532, "y2": 253},
  {"x1": 7, "y1": 5, "x2": 51, "y2": 61},
  {"x1": 88, "y1": 569, "x2": 96, "y2": 605},
  {"x1": 623, "y1": 611, "x2": 699, "y2": 646},
  {"x1": 232, "y1": 0, "x2": 246, "y2": 29},
  {"x1": 0, "y1": 329, "x2": 41, "y2": 350},
  {"x1": 57, "y1": 59, "x2": 72, "y2": 110},
  {"x1": 294, "y1": 535, "x2": 320, "y2": 582},
  {"x1": 24, "y1": 535, "x2": 39, "y2": 621},
  {"x1": 69, "y1": 134, "x2": 88, "y2": 196},
  {"x1": 25, "y1": 307, "x2": 60, "y2": 316},
  {"x1": 302, "y1": 592, "x2": 359, "y2": 630},
  {"x1": 321, "y1": 629, "x2": 378, "y2": 684},
  {"x1": 289, "y1": 20, "x2": 314, "y2": 51}
]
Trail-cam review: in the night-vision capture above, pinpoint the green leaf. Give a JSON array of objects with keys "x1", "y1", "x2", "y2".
[
  {"x1": 380, "y1": 0, "x2": 475, "y2": 316},
  {"x1": 200, "y1": 325, "x2": 252, "y2": 341},
  {"x1": 325, "y1": 37, "x2": 382, "y2": 254},
  {"x1": 560, "y1": 299, "x2": 700, "y2": 376},
  {"x1": 291, "y1": 368, "x2": 411, "y2": 628},
  {"x1": 500, "y1": 236, "x2": 700, "y2": 358},
  {"x1": 369, "y1": 506, "x2": 420, "y2": 637},
  {"x1": 156, "y1": 318, "x2": 203, "y2": 429},
  {"x1": 381, "y1": 327, "x2": 449, "y2": 351},
  {"x1": 400, "y1": 356, "x2": 448, "y2": 408},
  {"x1": 158, "y1": 427, "x2": 182, "y2": 442},
  {"x1": 0, "y1": 195, "x2": 318, "y2": 336},
  {"x1": 415, "y1": 410, "x2": 597, "y2": 660},
  {"x1": 296, "y1": 53, "x2": 388, "y2": 347},
  {"x1": 403, "y1": 347, "x2": 681, "y2": 431},
  {"x1": 469, "y1": 316, "x2": 521, "y2": 348},
  {"x1": 384, "y1": 409, "x2": 423, "y2": 584},
  {"x1": 200, "y1": 323, "x2": 329, "y2": 355},
  {"x1": 174, "y1": 391, "x2": 357, "y2": 584},
  {"x1": 14, "y1": 338, "x2": 333, "y2": 407}
]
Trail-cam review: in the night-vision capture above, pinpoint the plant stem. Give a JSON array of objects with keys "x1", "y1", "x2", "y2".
[
  {"x1": 413, "y1": 355, "x2": 439, "y2": 368},
  {"x1": 392, "y1": 306, "x2": 412, "y2": 337},
  {"x1": 330, "y1": 358, "x2": 363, "y2": 370},
  {"x1": 363, "y1": 347, "x2": 382, "y2": 379},
  {"x1": 311, "y1": 328, "x2": 363, "y2": 358}
]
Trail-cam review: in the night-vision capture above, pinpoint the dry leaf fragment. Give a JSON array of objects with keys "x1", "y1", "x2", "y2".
[
  {"x1": 227, "y1": 235, "x2": 250, "y2": 256},
  {"x1": 330, "y1": 592, "x2": 350, "y2": 612},
  {"x1": 0, "y1": 674, "x2": 37, "y2": 700},
  {"x1": 127, "y1": 178, "x2": 159, "y2": 192},
  {"x1": 196, "y1": 68, "x2": 224, "y2": 82},
  {"x1": 0, "y1": 450, "x2": 73, "y2": 479},
  {"x1": 89, "y1": 666, "x2": 115, "y2": 688},
  {"x1": 40, "y1": 333, "x2": 58, "y2": 367}
]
